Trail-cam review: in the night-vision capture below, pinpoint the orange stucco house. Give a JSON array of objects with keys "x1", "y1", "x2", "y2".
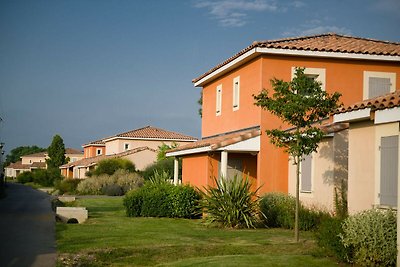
[{"x1": 167, "y1": 33, "x2": 400, "y2": 203}]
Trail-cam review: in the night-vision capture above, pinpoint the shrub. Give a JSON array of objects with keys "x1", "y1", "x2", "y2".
[
  {"x1": 260, "y1": 192, "x2": 295, "y2": 229},
  {"x1": 102, "y1": 184, "x2": 124, "y2": 196},
  {"x1": 32, "y1": 168, "x2": 62, "y2": 187},
  {"x1": 170, "y1": 185, "x2": 201, "y2": 218},
  {"x1": 17, "y1": 171, "x2": 34, "y2": 184},
  {"x1": 141, "y1": 158, "x2": 177, "y2": 181},
  {"x1": 201, "y1": 176, "x2": 263, "y2": 228},
  {"x1": 260, "y1": 192, "x2": 327, "y2": 231},
  {"x1": 54, "y1": 179, "x2": 81, "y2": 195},
  {"x1": 123, "y1": 183, "x2": 201, "y2": 219},
  {"x1": 315, "y1": 216, "x2": 351, "y2": 261},
  {"x1": 340, "y1": 209, "x2": 396, "y2": 266},
  {"x1": 87, "y1": 158, "x2": 135, "y2": 177},
  {"x1": 77, "y1": 170, "x2": 143, "y2": 195}
]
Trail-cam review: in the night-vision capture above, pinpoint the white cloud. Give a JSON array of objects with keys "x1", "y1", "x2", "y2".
[{"x1": 193, "y1": 0, "x2": 278, "y2": 27}]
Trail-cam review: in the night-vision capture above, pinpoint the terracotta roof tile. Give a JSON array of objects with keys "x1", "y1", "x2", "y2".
[
  {"x1": 335, "y1": 91, "x2": 400, "y2": 114},
  {"x1": 167, "y1": 126, "x2": 261, "y2": 154},
  {"x1": 60, "y1": 146, "x2": 157, "y2": 168},
  {"x1": 105, "y1": 126, "x2": 197, "y2": 141},
  {"x1": 30, "y1": 162, "x2": 46, "y2": 168},
  {"x1": 6, "y1": 161, "x2": 30, "y2": 169},
  {"x1": 82, "y1": 139, "x2": 106, "y2": 147},
  {"x1": 193, "y1": 33, "x2": 400, "y2": 84}
]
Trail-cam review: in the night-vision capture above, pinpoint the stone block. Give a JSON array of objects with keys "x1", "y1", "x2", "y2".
[
  {"x1": 58, "y1": 196, "x2": 76, "y2": 202},
  {"x1": 56, "y1": 207, "x2": 88, "y2": 223}
]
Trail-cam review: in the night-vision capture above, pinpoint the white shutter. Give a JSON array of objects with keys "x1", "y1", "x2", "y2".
[
  {"x1": 301, "y1": 154, "x2": 312, "y2": 192},
  {"x1": 369, "y1": 77, "x2": 391, "y2": 98},
  {"x1": 380, "y1": 135, "x2": 398, "y2": 207}
]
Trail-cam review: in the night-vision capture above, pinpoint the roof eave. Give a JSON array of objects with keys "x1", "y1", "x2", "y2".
[{"x1": 193, "y1": 48, "x2": 400, "y2": 88}]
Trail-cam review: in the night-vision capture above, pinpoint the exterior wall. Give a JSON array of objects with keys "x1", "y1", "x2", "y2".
[
  {"x1": 120, "y1": 149, "x2": 157, "y2": 171},
  {"x1": 201, "y1": 58, "x2": 262, "y2": 137},
  {"x1": 84, "y1": 146, "x2": 105, "y2": 158},
  {"x1": 67, "y1": 153, "x2": 84, "y2": 163},
  {"x1": 348, "y1": 121, "x2": 376, "y2": 213},
  {"x1": 348, "y1": 120, "x2": 400, "y2": 214},
  {"x1": 181, "y1": 153, "x2": 218, "y2": 189},
  {"x1": 288, "y1": 130, "x2": 348, "y2": 212},
  {"x1": 105, "y1": 139, "x2": 193, "y2": 155},
  {"x1": 21, "y1": 156, "x2": 46, "y2": 165}
]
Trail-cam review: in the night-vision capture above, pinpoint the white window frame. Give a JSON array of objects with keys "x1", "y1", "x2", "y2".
[
  {"x1": 363, "y1": 71, "x2": 396, "y2": 100},
  {"x1": 124, "y1": 143, "x2": 130, "y2": 151},
  {"x1": 291, "y1": 67, "x2": 326, "y2": 91},
  {"x1": 233, "y1": 76, "x2": 240, "y2": 111},
  {"x1": 216, "y1": 84, "x2": 222, "y2": 116},
  {"x1": 96, "y1": 148, "x2": 102, "y2": 156}
]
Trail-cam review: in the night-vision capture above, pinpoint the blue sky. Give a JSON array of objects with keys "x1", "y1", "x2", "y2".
[{"x1": 0, "y1": 0, "x2": 399, "y2": 154}]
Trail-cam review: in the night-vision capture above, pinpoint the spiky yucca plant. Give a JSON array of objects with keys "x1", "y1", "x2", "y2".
[{"x1": 201, "y1": 175, "x2": 264, "y2": 228}]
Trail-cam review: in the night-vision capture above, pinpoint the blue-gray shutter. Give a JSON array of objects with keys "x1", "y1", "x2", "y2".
[
  {"x1": 301, "y1": 154, "x2": 312, "y2": 192},
  {"x1": 380, "y1": 135, "x2": 399, "y2": 207},
  {"x1": 369, "y1": 77, "x2": 391, "y2": 99}
]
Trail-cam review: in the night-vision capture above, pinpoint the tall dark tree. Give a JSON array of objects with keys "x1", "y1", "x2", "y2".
[
  {"x1": 46, "y1": 134, "x2": 67, "y2": 169},
  {"x1": 254, "y1": 67, "x2": 341, "y2": 242},
  {"x1": 5, "y1": 145, "x2": 46, "y2": 166}
]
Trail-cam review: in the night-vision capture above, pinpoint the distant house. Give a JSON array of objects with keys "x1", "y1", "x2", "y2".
[
  {"x1": 166, "y1": 33, "x2": 400, "y2": 213},
  {"x1": 5, "y1": 148, "x2": 84, "y2": 178},
  {"x1": 60, "y1": 126, "x2": 197, "y2": 179}
]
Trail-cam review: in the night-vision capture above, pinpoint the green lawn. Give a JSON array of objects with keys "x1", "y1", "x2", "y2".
[{"x1": 56, "y1": 197, "x2": 341, "y2": 266}]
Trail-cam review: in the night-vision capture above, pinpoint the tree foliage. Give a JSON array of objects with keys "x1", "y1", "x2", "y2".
[
  {"x1": 87, "y1": 158, "x2": 136, "y2": 177},
  {"x1": 198, "y1": 91, "x2": 203, "y2": 118},
  {"x1": 254, "y1": 67, "x2": 341, "y2": 241},
  {"x1": 157, "y1": 142, "x2": 178, "y2": 161},
  {"x1": 46, "y1": 134, "x2": 67, "y2": 169},
  {"x1": 5, "y1": 145, "x2": 46, "y2": 166}
]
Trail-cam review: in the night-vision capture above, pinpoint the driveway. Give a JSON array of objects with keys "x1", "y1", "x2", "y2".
[{"x1": 0, "y1": 183, "x2": 56, "y2": 267}]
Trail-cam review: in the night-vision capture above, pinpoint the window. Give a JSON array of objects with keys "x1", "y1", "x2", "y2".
[
  {"x1": 300, "y1": 154, "x2": 312, "y2": 193},
  {"x1": 291, "y1": 67, "x2": 326, "y2": 91},
  {"x1": 124, "y1": 143, "x2": 130, "y2": 151},
  {"x1": 233, "y1": 76, "x2": 240, "y2": 111},
  {"x1": 363, "y1": 71, "x2": 396, "y2": 100},
  {"x1": 96, "y1": 148, "x2": 102, "y2": 156},
  {"x1": 379, "y1": 135, "x2": 398, "y2": 207},
  {"x1": 216, "y1": 84, "x2": 222, "y2": 116}
]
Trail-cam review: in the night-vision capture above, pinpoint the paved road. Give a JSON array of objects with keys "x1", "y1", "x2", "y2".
[{"x1": 0, "y1": 183, "x2": 56, "y2": 267}]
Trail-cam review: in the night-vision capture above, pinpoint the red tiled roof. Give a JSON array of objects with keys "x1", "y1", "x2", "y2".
[
  {"x1": 335, "y1": 91, "x2": 400, "y2": 114},
  {"x1": 82, "y1": 139, "x2": 106, "y2": 147},
  {"x1": 167, "y1": 127, "x2": 261, "y2": 154},
  {"x1": 6, "y1": 161, "x2": 30, "y2": 170},
  {"x1": 105, "y1": 126, "x2": 197, "y2": 141},
  {"x1": 60, "y1": 146, "x2": 157, "y2": 168},
  {"x1": 31, "y1": 162, "x2": 46, "y2": 169},
  {"x1": 65, "y1": 148, "x2": 83, "y2": 155},
  {"x1": 193, "y1": 33, "x2": 400, "y2": 84}
]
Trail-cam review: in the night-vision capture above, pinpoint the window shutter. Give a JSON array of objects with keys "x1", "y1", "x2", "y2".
[
  {"x1": 301, "y1": 154, "x2": 312, "y2": 192},
  {"x1": 380, "y1": 135, "x2": 398, "y2": 207},
  {"x1": 369, "y1": 77, "x2": 391, "y2": 98}
]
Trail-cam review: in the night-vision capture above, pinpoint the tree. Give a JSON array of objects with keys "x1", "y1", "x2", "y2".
[
  {"x1": 198, "y1": 91, "x2": 203, "y2": 117},
  {"x1": 4, "y1": 145, "x2": 46, "y2": 167},
  {"x1": 157, "y1": 142, "x2": 178, "y2": 161},
  {"x1": 87, "y1": 158, "x2": 135, "y2": 177},
  {"x1": 254, "y1": 67, "x2": 341, "y2": 242},
  {"x1": 46, "y1": 134, "x2": 67, "y2": 170}
]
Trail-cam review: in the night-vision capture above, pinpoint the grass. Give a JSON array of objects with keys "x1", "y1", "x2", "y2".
[{"x1": 56, "y1": 197, "x2": 343, "y2": 266}]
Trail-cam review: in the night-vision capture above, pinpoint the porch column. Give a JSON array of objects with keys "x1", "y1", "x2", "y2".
[
  {"x1": 173, "y1": 157, "x2": 179, "y2": 185},
  {"x1": 220, "y1": 150, "x2": 228, "y2": 179}
]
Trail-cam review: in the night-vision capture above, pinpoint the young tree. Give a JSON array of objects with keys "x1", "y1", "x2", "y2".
[
  {"x1": 46, "y1": 134, "x2": 67, "y2": 169},
  {"x1": 157, "y1": 142, "x2": 178, "y2": 161},
  {"x1": 254, "y1": 68, "x2": 341, "y2": 242}
]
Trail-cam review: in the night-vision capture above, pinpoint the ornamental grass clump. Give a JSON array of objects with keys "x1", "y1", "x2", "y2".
[
  {"x1": 340, "y1": 209, "x2": 397, "y2": 266},
  {"x1": 201, "y1": 175, "x2": 264, "y2": 228}
]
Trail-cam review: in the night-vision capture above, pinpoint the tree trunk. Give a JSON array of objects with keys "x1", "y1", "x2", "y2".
[{"x1": 295, "y1": 154, "x2": 300, "y2": 242}]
